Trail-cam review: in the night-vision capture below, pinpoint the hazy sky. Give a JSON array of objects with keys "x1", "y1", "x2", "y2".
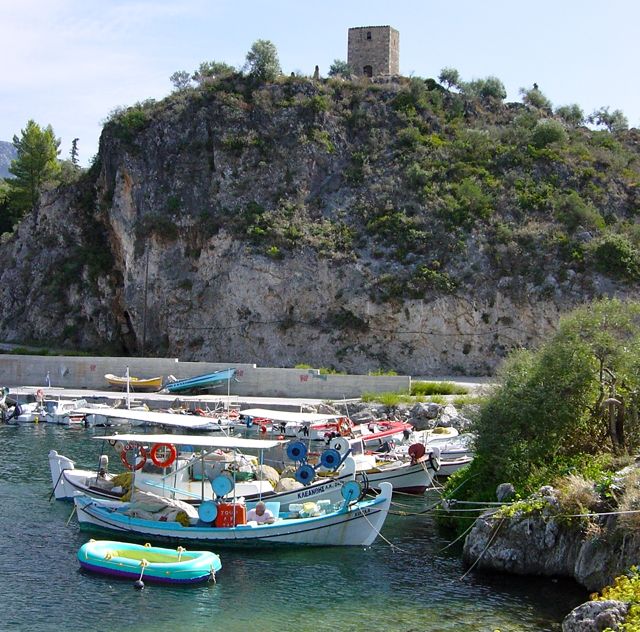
[{"x1": 1, "y1": 0, "x2": 638, "y2": 166}]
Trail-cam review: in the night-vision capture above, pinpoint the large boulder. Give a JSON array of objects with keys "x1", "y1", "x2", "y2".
[{"x1": 562, "y1": 600, "x2": 629, "y2": 632}]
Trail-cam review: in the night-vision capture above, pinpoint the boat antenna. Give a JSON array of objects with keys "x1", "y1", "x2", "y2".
[{"x1": 126, "y1": 366, "x2": 131, "y2": 410}]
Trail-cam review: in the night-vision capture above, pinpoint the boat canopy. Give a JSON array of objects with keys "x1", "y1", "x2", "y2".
[
  {"x1": 74, "y1": 408, "x2": 214, "y2": 429},
  {"x1": 239, "y1": 408, "x2": 343, "y2": 423},
  {"x1": 93, "y1": 433, "x2": 285, "y2": 450}
]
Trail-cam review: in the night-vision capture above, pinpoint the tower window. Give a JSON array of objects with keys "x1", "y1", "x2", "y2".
[
  {"x1": 366, "y1": 31, "x2": 372, "y2": 40},
  {"x1": 363, "y1": 65, "x2": 373, "y2": 77}
]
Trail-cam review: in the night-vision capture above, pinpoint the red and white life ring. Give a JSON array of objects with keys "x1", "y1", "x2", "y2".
[
  {"x1": 120, "y1": 445, "x2": 147, "y2": 471},
  {"x1": 150, "y1": 443, "x2": 177, "y2": 468}
]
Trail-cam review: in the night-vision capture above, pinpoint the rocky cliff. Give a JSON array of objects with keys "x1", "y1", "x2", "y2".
[
  {"x1": 0, "y1": 75, "x2": 638, "y2": 372},
  {"x1": 0, "y1": 140, "x2": 16, "y2": 178}
]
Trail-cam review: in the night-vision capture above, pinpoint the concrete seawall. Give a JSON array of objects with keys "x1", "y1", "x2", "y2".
[{"x1": 0, "y1": 354, "x2": 410, "y2": 399}]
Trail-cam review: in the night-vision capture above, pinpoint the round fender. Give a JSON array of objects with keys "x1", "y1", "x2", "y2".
[
  {"x1": 149, "y1": 443, "x2": 177, "y2": 468},
  {"x1": 294, "y1": 464, "x2": 316, "y2": 485},
  {"x1": 329, "y1": 437, "x2": 350, "y2": 454},
  {"x1": 198, "y1": 500, "x2": 218, "y2": 523},
  {"x1": 211, "y1": 474, "x2": 234, "y2": 497},
  {"x1": 341, "y1": 480, "x2": 363, "y2": 503},
  {"x1": 408, "y1": 443, "x2": 426, "y2": 462},
  {"x1": 120, "y1": 445, "x2": 147, "y2": 471},
  {"x1": 286, "y1": 441, "x2": 308, "y2": 462},
  {"x1": 320, "y1": 448, "x2": 342, "y2": 470}
]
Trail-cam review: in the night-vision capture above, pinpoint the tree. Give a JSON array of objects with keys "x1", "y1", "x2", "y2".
[
  {"x1": 588, "y1": 107, "x2": 629, "y2": 133},
  {"x1": 462, "y1": 76, "x2": 506, "y2": 100},
  {"x1": 328, "y1": 59, "x2": 352, "y2": 78},
  {"x1": 9, "y1": 120, "x2": 60, "y2": 214},
  {"x1": 555, "y1": 104, "x2": 585, "y2": 127},
  {"x1": 169, "y1": 70, "x2": 192, "y2": 91},
  {"x1": 519, "y1": 85, "x2": 552, "y2": 110},
  {"x1": 244, "y1": 40, "x2": 281, "y2": 82},
  {"x1": 444, "y1": 298, "x2": 640, "y2": 504},
  {"x1": 191, "y1": 61, "x2": 235, "y2": 86},
  {"x1": 438, "y1": 67, "x2": 460, "y2": 90},
  {"x1": 70, "y1": 138, "x2": 79, "y2": 166},
  {"x1": 0, "y1": 179, "x2": 16, "y2": 234}
]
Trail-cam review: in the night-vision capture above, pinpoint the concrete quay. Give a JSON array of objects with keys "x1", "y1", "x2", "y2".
[{"x1": 8, "y1": 384, "x2": 355, "y2": 413}]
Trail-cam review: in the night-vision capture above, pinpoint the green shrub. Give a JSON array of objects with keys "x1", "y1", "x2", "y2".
[
  {"x1": 594, "y1": 566, "x2": 640, "y2": 630},
  {"x1": 591, "y1": 234, "x2": 640, "y2": 280},
  {"x1": 530, "y1": 119, "x2": 567, "y2": 148}
]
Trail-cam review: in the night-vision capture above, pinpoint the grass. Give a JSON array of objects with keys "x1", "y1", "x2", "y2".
[{"x1": 411, "y1": 381, "x2": 469, "y2": 396}]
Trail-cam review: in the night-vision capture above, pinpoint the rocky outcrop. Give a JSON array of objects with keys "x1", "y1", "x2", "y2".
[
  {"x1": 463, "y1": 487, "x2": 640, "y2": 592},
  {"x1": 562, "y1": 600, "x2": 629, "y2": 632},
  {"x1": 0, "y1": 78, "x2": 638, "y2": 372}
]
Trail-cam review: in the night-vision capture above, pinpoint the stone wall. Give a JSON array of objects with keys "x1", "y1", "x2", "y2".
[
  {"x1": 0, "y1": 354, "x2": 411, "y2": 398},
  {"x1": 348, "y1": 25, "x2": 399, "y2": 76}
]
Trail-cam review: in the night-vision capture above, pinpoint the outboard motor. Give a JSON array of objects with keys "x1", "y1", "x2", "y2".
[{"x1": 98, "y1": 454, "x2": 109, "y2": 478}]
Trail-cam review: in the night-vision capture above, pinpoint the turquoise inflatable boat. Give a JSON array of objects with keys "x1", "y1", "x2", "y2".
[{"x1": 77, "y1": 539, "x2": 221, "y2": 584}]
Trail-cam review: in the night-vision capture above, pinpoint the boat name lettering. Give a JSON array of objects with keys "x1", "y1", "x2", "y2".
[{"x1": 296, "y1": 480, "x2": 340, "y2": 499}]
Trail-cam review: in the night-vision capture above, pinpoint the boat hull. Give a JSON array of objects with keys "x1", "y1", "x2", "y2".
[
  {"x1": 165, "y1": 369, "x2": 236, "y2": 393},
  {"x1": 74, "y1": 483, "x2": 392, "y2": 547},
  {"x1": 357, "y1": 459, "x2": 436, "y2": 494},
  {"x1": 77, "y1": 540, "x2": 221, "y2": 584},
  {"x1": 105, "y1": 375, "x2": 163, "y2": 391}
]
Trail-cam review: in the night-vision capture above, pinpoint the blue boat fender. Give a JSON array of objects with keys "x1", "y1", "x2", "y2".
[
  {"x1": 294, "y1": 464, "x2": 316, "y2": 485},
  {"x1": 320, "y1": 448, "x2": 341, "y2": 470},
  {"x1": 287, "y1": 441, "x2": 307, "y2": 462},
  {"x1": 211, "y1": 475, "x2": 234, "y2": 498},
  {"x1": 199, "y1": 500, "x2": 218, "y2": 523},
  {"x1": 341, "y1": 480, "x2": 363, "y2": 504}
]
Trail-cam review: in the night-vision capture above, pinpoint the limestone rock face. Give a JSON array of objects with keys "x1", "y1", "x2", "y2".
[
  {"x1": 0, "y1": 80, "x2": 637, "y2": 372},
  {"x1": 463, "y1": 507, "x2": 640, "y2": 592}
]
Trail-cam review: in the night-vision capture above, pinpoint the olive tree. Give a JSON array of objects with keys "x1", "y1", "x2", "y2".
[
  {"x1": 444, "y1": 298, "x2": 640, "y2": 503},
  {"x1": 438, "y1": 67, "x2": 461, "y2": 90},
  {"x1": 588, "y1": 107, "x2": 629, "y2": 133},
  {"x1": 244, "y1": 40, "x2": 281, "y2": 82}
]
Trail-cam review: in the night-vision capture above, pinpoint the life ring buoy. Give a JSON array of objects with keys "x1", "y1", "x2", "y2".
[
  {"x1": 120, "y1": 445, "x2": 147, "y2": 471},
  {"x1": 193, "y1": 408, "x2": 206, "y2": 417},
  {"x1": 150, "y1": 443, "x2": 177, "y2": 468},
  {"x1": 260, "y1": 424, "x2": 267, "y2": 434},
  {"x1": 229, "y1": 410, "x2": 239, "y2": 419},
  {"x1": 36, "y1": 388, "x2": 45, "y2": 400},
  {"x1": 338, "y1": 418, "x2": 351, "y2": 437}
]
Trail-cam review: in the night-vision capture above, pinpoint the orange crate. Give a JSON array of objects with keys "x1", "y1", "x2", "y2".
[{"x1": 215, "y1": 503, "x2": 247, "y2": 527}]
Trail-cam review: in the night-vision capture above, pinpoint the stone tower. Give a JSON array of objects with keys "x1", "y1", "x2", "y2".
[{"x1": 347, "y1": 26, "x2": 399, "y2": 77}]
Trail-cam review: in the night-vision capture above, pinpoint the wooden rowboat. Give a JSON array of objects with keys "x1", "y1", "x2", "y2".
[
  {"x1": 77, "y1": 539, "x2": 221, "y2": 584},
  {"x1": 104, "y1": 374, "x2": 163, "y2": 391}
]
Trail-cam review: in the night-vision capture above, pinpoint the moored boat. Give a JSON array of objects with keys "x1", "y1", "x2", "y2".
[
  {"x1": 73, "y1": 480, "x2": 392, "y2": 547},
  {"x1": 49, "y1": 433, "x2": 357, "y2": 509},
  {"x1": 105, "y1": 374, "x2": 163, "y2": 391},
  {"x1": 77, "y1": 539, "x2": 221, "y2": 584},
  {"x1": 165, "y1": 368, "x2": 236, "y2": 394}
]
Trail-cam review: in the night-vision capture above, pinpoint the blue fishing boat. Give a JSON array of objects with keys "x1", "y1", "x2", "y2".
[
  {"x1": 77, "y1": 539, "x2": 221, "y2": 584},
  {"x1": 165, "y1": 368, "x2": 236, "y2": 393}
]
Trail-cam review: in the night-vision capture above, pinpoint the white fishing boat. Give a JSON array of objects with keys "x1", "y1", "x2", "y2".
[
  {"x1": 328, "y1": 436, "x2": 440, "y2": 495},
  {"x1": 49, "y1": 433, "x2": 357, "y2": 510},
  {"x1": 73, "y1": 480, "x2": 392, "y2": 547}
]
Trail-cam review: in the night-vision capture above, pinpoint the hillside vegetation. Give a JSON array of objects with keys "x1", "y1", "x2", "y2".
[{"x1": 0, "y1": 70, "x2": 638, "y2": 372}]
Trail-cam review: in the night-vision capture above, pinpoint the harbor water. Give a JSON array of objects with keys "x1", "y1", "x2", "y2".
[{"x1": 0, "y1": 423, "x2": 586, "y2": 631}]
